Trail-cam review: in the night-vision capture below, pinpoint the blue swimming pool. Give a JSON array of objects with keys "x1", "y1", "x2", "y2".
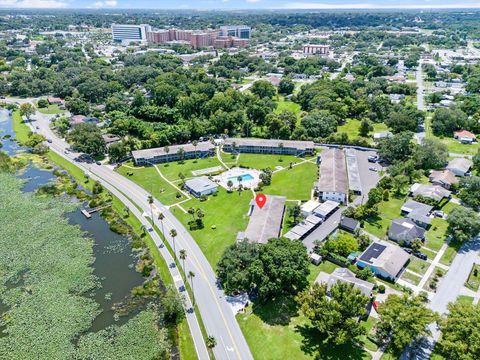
[{"x1": 228, "y1": 174, "x2": 254, "y2": 183}]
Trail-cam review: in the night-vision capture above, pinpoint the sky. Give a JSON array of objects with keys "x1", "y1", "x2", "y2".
[{"x1": 2, "y1": 0, "x2": 480, "y2": 10}]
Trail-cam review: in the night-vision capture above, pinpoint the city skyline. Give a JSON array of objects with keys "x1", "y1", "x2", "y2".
[{"x1": 3, "y1": 0, "x2": 480, "y2": 10}]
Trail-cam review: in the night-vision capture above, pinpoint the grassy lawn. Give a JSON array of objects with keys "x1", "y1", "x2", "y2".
[
  {"x1": 364, "y1": 196, "x2": 405, "y2": 239},
  {"x1": 465, "y1": 263, "x2": 480, "y2": 292},
  {"x1": 456, "y1": 295, "x2": 474, "y2": 305},
  {"x1": 236, "y1": 296, "x2": 372, "y2": 360},
  {"x1": 407, "y1": 257, "x2": 429, "y2": 276},
  {"x1": 425, "y1": 202, "x2": 458, "y2": 252},
  {"x1": 237, "y1": 153, "x2": 302, "y2": 170},
  {"x1": 307, "y1": 260, "x2": 339, "y2": 284},
  {"x1": 337, "y1": 119, "x2": 389, "y2": 141},
  {"x1": 440, "y1": 240, "x2": 462, "y2": 266},
  {"x1": 439, "y1": 137, "x2": 479, "y2": 156},
  {"x1": 275, "y1": 96, "x2": 302, "y2": 120},
  {"x1": 400, "y1": 270, "x2": 422, "y2": 286},
  {"x1": 116, "y1": 162, "x2": 186, "y2": 205},
  {"x1": 359, "y1": 317, "x2": 379, "y2": 352},
  {"x1": 11, "y1": 110, "x2": 30, "y2": 145},
  {"x1": 37, "y1": 104, "x2": 64, "y2": 115},
  {"x1": 157, "y1": 157, "x2": 224, "y2": 182},
  {"x1": 421, "y1": 247, "x2": 437, "y2": 260},
  {"x1": 264, "y1": 161, "x2": 317, "y2": 200},
  {"x1": 423, "y1": 266, "x2": 446, "y2": 291},
  {"x1": 170, "y1": 188, "x2": 252, "y2": 269}
]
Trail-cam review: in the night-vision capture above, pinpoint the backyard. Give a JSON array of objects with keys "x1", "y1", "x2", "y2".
[{"x1": 337, "y1": 119, "x2": 390, "y2": 141}]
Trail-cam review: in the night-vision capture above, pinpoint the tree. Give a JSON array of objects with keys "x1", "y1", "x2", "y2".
[
  {"x1": 458, "y1": 176, "x2": 480, "y2": 208},
  {"x1": 377, "y1": 294, "x2": 438, "y2": 353},
  {"x1": 358, "y1": 118, "x2": 373, "y2": 137},
  {"x1": 251, "y1": 237, "x2": 310, "y2": 300},
  {"x1": 188, "y1": 271, "x2": 196, "y2": 305},
  {"x1": 438, "y1": 301, "x2": 480, "y2": 360},
  {"x1": 177, "y1": 147, "x2": 185, "y2": 162},
  {"x1": 278, "y1": 77, "x2": 295, "y2": 95},
  {"x1": 296, "y1": 282, "x2": 370, "y2": 345},
  {"x1": 206, "y1": 335, "x2": 217, "y2": 349},
  {"x1": 367, "y1": 187, "x2": 383, "y2": 207},
  {"x1": 323, "y1": 233, "x2": 359, "y2": 257},
  {"x1": 170, "y1": 229, "x2": 178, "y2": 259},
  {"x1": 259, "y1": 168, "x2": 272, "y2": 186},
  {"x1": 37, "y1": 99, "x2": 48, "y2": 108},
  {"x1": 378, "y1": 131, "x2": 415, "y2": 163},
  {"x1": 160, "y1": 285, "x2": 185, "y2": 324},
  {"x1": 473, "y1": 149, "x2": 480, "y2": 172},
  {"x1": 356, "y1": 267, "x2": 373, "y2": 280},
  {"x1": 179, "y1": 249, "x2": 187, "y2": 273},
  {"x1": 414, "y1": 138, "x2": 448, "y2": 170},
  {"x1": 108, "y1": 142, "x2": 128, "y2": 163},
  {"x1": 192, "y1": 140, "x2": 198, "y2": 158},
  {"x1": 158, "y1": 212, "x2": 165, "y2": 236},
  {"x1": 289, "y1": 205, "x2": 301, "y2": 225},
  {"x1": 147, "y1": 195, "x2": 154, "y2": 227},
  {"x1": 447, "y1": 207, "x2": 480, "y2": 242},
  {"x1": 431, "y1": 107, "x2": 468, "y2": 136},
  {"x1": 300, "y1": 110, "x2": 337, "y2": 139},
  {"x1": 251, "y1": 80, "x2": 276, "y2": 99},
  {"x1": 226, "y1": 180, "x2": 233, "y2": 192},
  {"x1": 19, "y1": 102, "x2": 35, "y2": 120},
  {"x1": 217, "y1": 240, "x2": 258, "y2": 294},
  {"x1": 68, "y1": 123, "x2": 106, "y2": 156},
  {"x1": 411, "y1": 238, "x2": 423, "y2": 253},
  {"x1": 123, "y1": 206, "x2": 130, "y2": 217}
]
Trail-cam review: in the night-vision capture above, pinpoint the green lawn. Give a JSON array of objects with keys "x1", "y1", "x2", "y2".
[
  {"x1": 364, "y1": 196, "x2": 405, "y2": 239},
  {"x1": 337, "y1": 119, "x2": 390, "y2": 141},
  {"x1": 237, "y1": 153, "x2": 303, "y2": 170},
  {"x1": 37, "y1": 104, "x2": 64, "y2": 115},
  {"x1": 439, "y1": 137, "x2": 479, "y2": 156},
  {"x1": 407, "y1": 257, "x2": 429, "y2": 276},
  {"x1": 425, "y1": 202, "x2": 458, "y2": 252},
  {"x1": 275, "y1": 96, "x2": 302, "y2": 119},
  {"x1": 440, "y1": 240, "x2": 462, "y2": 266},
  {"x1": 456, "y1": 295, "x2": 474, "y2": 305},
  {"x1": 264, "y1": 161, "x2": 317, "y2": 200},
  {"x1": 170, "y1": 188, "x2": 252, "y2": 269},
  {"x1": 157, "y1": 157, "x2": 224, "y2": 182},
  {"x1": 11, "y1": 110, "x2": 31, "y2": 145},
  {"x1": 359, "y1": 317, "x2": 379, "y2": 352},
  {"x1": 465, "y1": 263, "x2": 480, "y2": 292},
  {"x1": 237, "y1": 296, "x2": 372, "y2": 360},
  {"x1": 400, "y1": 270, "x2": 422, "y2": 286},
  {"x1": 116, "y1": 162, "x2": 186, "y2": 205},
  {"x1": 423, "y1": 267, "x2": 446, "y2": 291}
]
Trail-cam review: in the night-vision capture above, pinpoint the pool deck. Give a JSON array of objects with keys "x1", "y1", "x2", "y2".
[{"x1": 214, "y1": 167, "x2": 261, "y2": 190}]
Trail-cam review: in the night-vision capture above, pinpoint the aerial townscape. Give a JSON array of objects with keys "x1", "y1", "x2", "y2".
[{"x1": 2, "y1": 2, "x2": 480, "y2": 360}]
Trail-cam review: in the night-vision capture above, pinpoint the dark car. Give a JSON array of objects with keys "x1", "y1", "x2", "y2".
[
  {"x1": 368, "y1": 155, "x2": 378, "y2": 163},
  {"x1": 96, "y1": 161, "x2": 101, "y2": 166},
  {"x1": 404, "y1": 248, "x2": 413, "y2": 254},
  {"x1": 414, "y1": 252, "x2": 427, "y2": 260}
]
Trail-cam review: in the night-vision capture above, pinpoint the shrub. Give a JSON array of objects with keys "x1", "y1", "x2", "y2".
[{"x1": 378, "y1": 284, "x2": 386, "y2": 294}]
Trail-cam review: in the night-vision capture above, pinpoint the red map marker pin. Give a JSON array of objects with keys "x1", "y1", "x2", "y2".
[{"x1": 255, "y1": 193, "x2": 267, "y2": 209}]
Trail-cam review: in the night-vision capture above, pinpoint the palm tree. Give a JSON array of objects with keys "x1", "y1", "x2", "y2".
[
  {"x1": 227, "y1": 179, "x2": 233, "y2": 192},
  {"x1": 238, "y1": 183, "x2": 243, "y2": 196},
  {"x1": 187, "y1": 207, "x2": 196, "y2": 221},
  {"x1": 140, "y1": 224, "x2": 147, "y2": 235},
  {"x1": 170, "y1": 228, "x2": 178, "y2": 259},
  {"x1": 123, "y1": 206, "x2": 130, "y2": 217},
  {"x1": 147, "y1": 195, "x2": 154, "y2": 226},
  {"x1": 158, "y1": 212, "x2": 165, "y2": 236},
  {"x1": 278, "y1": 142, "x2": 284, "y2": 161},
  {"x1": 206, "y1": 335, "x2": 217, "y2": 349},
  {"x1": 188, "y1": 270, "x2": 196, "y2": 305},
  {"x1": 179, "y1": 249, "x2": 187, "y2": 272},
  {"x1": 192, "y1": 140, "x2": 198, "y2": 159}
]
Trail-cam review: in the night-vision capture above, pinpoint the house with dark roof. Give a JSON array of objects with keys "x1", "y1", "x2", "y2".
[
  {"x1": 340, "y1": 217, "x2": 360, "y2": 233},
  {"x1": 401, "y1": 200, "x2": 433, "y2": 228},
  {"x1": 388, "y1": 218, "x2": 426, "y2": 245},
  {"x1": 357, "y1": 241, "x2": 410, "y2": 281}
]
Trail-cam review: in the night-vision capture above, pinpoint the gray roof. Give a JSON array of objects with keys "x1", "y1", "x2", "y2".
[
  {"x1": 317, "y1": 148, "x2": 348, "y2": 195},
  {"x1": 224, "y1": 138, "x2": 314, "y2": 151},
  {"x1": 388, "y1": 218, "x2": 426, "y2": 242},
  {"x1": 401, "y1": 200, "x2": 433, "y2": 225},
  {"x1": 410, "y1": 183, "x2": 451, "y2": 202},
  {"x1": 324, "y1": 268, "x2": 374, "y2": 297},
  {"x1": 345, "y1": 148, "x2": 362, "y2": 193},
  {"x1": 429, "y1": 169, "x2": 458, "y2": 186},
  {"x1": 184, "y1": 176, "x2": 218, "y2": 193},
  {"x1": 359, "y1": 241, "x2": 410, "y2": 278},
  {"x1": 340, "y1": 217, "x2": 360, "y2": 231},
  {"x1": 244, "y1": 195, "x2": 286, "y2": 243},
  {"x1": 446, "y1": 157, "x2": 473, "y2": 174},
  {"x1": 313, "y1": 200, "x2": 340, "y2": 218},
  {"x1": 132, "y1": 142, "x2": 214, "y2": 161}
]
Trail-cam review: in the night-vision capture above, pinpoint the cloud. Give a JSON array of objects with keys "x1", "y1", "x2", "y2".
[
  {"x1": 0, "y1": 0, "x2": 67, "y2": 7},
  {"x1": 92, "y1": 0, "x2": 117, "y2": 7},
  {"x1": 282, "y1": 2, "x2": 480, "y2": 9}
]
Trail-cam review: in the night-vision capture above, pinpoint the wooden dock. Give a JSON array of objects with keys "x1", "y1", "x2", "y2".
[
  {"x1": 81, "y1": 204, "x2": 111, "y2": 218},
  {"x1": 81, "y1": 209, "x2": 92, "y2": 218}
]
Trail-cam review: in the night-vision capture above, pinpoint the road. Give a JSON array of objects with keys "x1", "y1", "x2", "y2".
[
  {"x1": 415, "y1": 61, "x2": 426, "y2": 145},
  {"x1": 29, "y1": 111, "x2": 253, "y2": 360}
]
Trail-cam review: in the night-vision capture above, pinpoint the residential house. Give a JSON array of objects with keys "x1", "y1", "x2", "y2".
[
  {"x1": 132, "y1": 142, "x2": 215, "y2": 165},
  {"x1": 373, "y1": 131, "x2": 393, "y2": 141},
  {"x1": 388, "y1": 218, "x2": 426, "y2": 245},
  {"x1": 400, "y1": 199, "x2": 433, "y2": 228},
  {"x1": 184, "y1": 176, "x2": 218, "y2": 197},
  {"x1": 429, "y1": 169, "x2": 458, "y2": 189},
  {"x1": 357, "y1": 241, "x2": 410, "y2": 281},
  {"x1": 409, "y1": 183, "x2": 452, "y2": 203},
  {"x1": 312, "y1": 200, "x2": 340, "y2": 219},
  {"x1": 446, "y1": 158, "x2": 473, "y2": 177},
  {"x1": 454, "y1": 130, "x2": 476, "y2": 144},
  {"x1": 300, "y1": 200, "x2": 321, "y2": 217},
  {"x1": 318, "y1": 268, "x2": 374, "y2": 297},
  {"x1": 339, "y1": 217, "x2": 360, "y2": 233}
]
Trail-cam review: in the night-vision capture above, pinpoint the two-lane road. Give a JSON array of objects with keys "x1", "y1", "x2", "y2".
[{"x1": 30, "y1": 112, "x2": 253, "y2": 360}]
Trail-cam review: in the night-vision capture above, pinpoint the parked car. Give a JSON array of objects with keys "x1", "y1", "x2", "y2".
[
  {"x1": 433, "y1": 210, "x2": 445, "y2": 218},
  {"x1": 47, "y1": 139, "x2": 52, "y2": 143},
  {"x1": 369, "y1": 167, "x2": 378, "y2": 172},
  {"x1": 404, "y1": 248, "x2": 413, "y2": 254},
  {"x1": 414, "y1": 252, "x2": 428, "y2": 260},
  {"x1": 96, "y1": 161, "x2": 101, "y2": 166},
  {"x1": 368, "y1": 155, "x2": 378, "y2": 163}
]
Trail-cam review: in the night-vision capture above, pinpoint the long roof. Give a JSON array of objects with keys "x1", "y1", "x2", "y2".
[
  {"x1": 244, "y1": 195, "x2": 286, "y2": 244},
  {"x1": 359, "y1": 241, "x2": 410, "y2": 278},
  {"x1": 317, "y1": 148, "x2": 348, "y2": 195},
  {"x1": 132, "y1": 142, "x2": 214, "y2": 161},
  {"x1": 185, "y1": 176, "x2": 218, "y2": 193},
  {"x1": 447, "y1": 157, "x2": 473, "y2": 174},
  {"x1": 345, "y1": 148, "x2": 362, "y2": 193},
  {"x1": 224, "y1": 138, "x2": 314, "y2": 150},
  {"x1": 325, "y1": 268, "x2": 374, "y2": 297}
]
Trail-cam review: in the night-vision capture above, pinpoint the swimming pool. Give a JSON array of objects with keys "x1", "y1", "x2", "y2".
[{"x1": 228, "y1": 174, "x2": 254, "y2": 183}]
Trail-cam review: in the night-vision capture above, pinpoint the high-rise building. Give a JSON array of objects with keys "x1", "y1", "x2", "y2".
[
  {"x1": 111, "y1": 24, "x2": 151, "y2": 44},
  {"x1": 219, "y1": 25, "x2": 251, "y2": 39},
  {"x1": 146, "y1": 30, "x2": 170, "y2": 44}
]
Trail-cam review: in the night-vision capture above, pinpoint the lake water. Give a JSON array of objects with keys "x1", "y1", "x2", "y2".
[{"x1": 0, "y1": 108, "x2": 145, "y2": 332}]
